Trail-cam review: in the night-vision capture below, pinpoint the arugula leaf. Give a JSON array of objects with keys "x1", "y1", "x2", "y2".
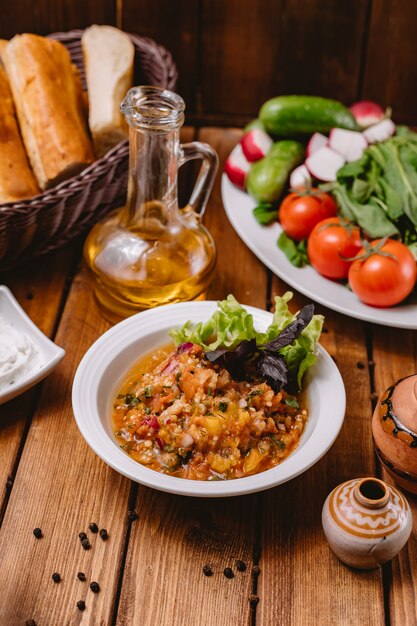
[
  {"x1": 277, "y1": 232, "x2": 309, "y2": 267},
  {"x1": 253, "y1": 203, "x2": 277, "y2": 225}
]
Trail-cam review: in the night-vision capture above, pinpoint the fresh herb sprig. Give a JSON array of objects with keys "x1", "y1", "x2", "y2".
[{"x1": 205, "y1": 304, "x2": 314, "y2": 391}]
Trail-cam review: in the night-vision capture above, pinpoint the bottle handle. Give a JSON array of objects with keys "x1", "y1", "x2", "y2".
[{"x1": 179, "y1": 142, "x2": 219, "y2": 217}]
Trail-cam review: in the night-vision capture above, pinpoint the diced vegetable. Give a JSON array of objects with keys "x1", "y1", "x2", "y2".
[
  {"x1": 244, "y1": 447, "x2": 263, "y2": 473},
  {"x1": 349, "y1": 100, "x2": 385, "y2": 129},
  {"x1": 363, "y1": 119, "x2": 396, "y2": 144},
  {"x1": 241, "y1": 129, "x2": 273, "y2": 162},
  {"x1": 306, "y1": 132, "x2": 328, "y2": 157},
  {"x1": 290, "y1": 164, "x2": 312, "y2": 190},
  {"x1": 328, "y1": 128, "x2": 368, "y2": 163},
  {"x1": 306, "y1": 146, "x2": 346, "y2": 182},
  {"x1": 224, "y1": 144, "x2": 251, "y2": 189}
]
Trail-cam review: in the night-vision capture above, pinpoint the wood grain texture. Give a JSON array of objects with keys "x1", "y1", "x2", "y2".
[
  {"x1": 372, "y1": 326, "x2": 417, "y2": 625},
  {"x1": 115, "y1": 126, "x2": 268, "y2": 626},
  {"x1": 1, "y1": 0, "x2": 116, "y2": 39},
  {"x1": 0, "y1": 269, "x2": 133, "y2": 625},
  {"x1": 201, "y1": 0, "x2": 369, "y2": 117},
  {"x1": 120, "y1": 0, "x2": 200, "y2": 111},
  {"x1": 0, "y1": 247, "x2": 77, "y2": 522},
  {"x1": 363, "y1": 0, "x2": 417, "y2": 124},
  {"x1": 257, "y1": 279, "x2": 385, "y2": 626}
]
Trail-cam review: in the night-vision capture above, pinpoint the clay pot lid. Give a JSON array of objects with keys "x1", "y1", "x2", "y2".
[{"x1": 391, "y1": 374, "x2": 417, "y2": 433}]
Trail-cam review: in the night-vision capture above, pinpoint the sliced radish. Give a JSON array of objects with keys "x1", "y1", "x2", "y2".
[
  {"x1": 363, "y1": 119, "x2": 396, "y2": 144},
  {"x1": 306, "y1": 146, "x2": 345, "y2": 182},
  {"x1": 290, "y1": 165, "x2": 311, "y2": 190},
  {"x1": 350, "y1": 100, "x2": 385, "y2": 129},
  {"x1": 224, "y1": 144, "x2": 251, "y2": 189},
  {"x1": 240, "y1": 129, "x2": 273, "y2": 162},
  {"x1": 329, "y1": 128, "x2": 368, "y2": 162},
  {"x1": 306, "y1": 132, "x2": 328, "y2": 157}
]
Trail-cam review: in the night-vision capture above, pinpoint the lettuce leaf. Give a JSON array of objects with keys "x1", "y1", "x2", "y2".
[{"x1": 170, "y1": 292, "x2": 324, "y2": 389}]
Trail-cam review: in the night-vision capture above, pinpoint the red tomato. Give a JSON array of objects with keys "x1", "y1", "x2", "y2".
[
  {"x1": 348, "y1": 239, "x2": 417, "y2": 307},
  {"x1": 278, "y1": 190, "x2": 337, "y2": 241},
  {"x1": 307, "y1": 217, "x2": 362, "y2": 279}
]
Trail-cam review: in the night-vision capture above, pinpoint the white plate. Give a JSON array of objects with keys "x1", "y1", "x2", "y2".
[
  {"x1": 0, "y1": 286, "x2": 65, "y2": 405},
  {"x1": 72, "y1": 301, "x2": 345, "y2": 497},
  {"x1": 222, "y1": 174, "x2": 417, "y2": 329}
]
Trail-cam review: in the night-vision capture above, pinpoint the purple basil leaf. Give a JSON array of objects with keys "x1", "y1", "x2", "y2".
[
  {"x1": 262, "y1": 304, "x2": 315, "y2": 353},
  {"x1": 257, "y1": 353, "x2": 288, "y2": 392},
  {"x1": 205, "y1": 339, "x2": 257, "y2": 367}
]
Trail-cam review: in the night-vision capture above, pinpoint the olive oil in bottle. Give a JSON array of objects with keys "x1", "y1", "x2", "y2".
[{"x1": 84, "y1": 86, "x2": 217, "y2": 323}]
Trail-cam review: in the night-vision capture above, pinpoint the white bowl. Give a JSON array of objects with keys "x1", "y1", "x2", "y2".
[
  {"x1": 0, "y1": 285, "x2": 65, "y2": 405},
  {"x1": 72, "y1": 301, "x2": 346, "y2": 497}
]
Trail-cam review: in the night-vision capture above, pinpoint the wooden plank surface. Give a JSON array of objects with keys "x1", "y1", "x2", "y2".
[
  {"x1": 115, "y1": 127, "x2": 268, "y2": 626},
  {"x1": 363, "y1": 0, "x2": 417, "y2": 124},
  {"x1": 0, "y1": 247, "x2": 78, "y2": 521},
  {"x1": 201, "y1": 0, "x2": 369, "y2": 117},
  {"x1": 0, "y1": 269, "x2": 133, "y2": 625},
  {"x1": 120, "y1": 0, "x2": 200, "y2": 112},
  {"x1": 2, "y1": 0, "x2": 116, "y2": 38},
  {"x1": 372, "y1": 326, "x2": 417, "y2": 625},
  {"x1": 257, "y1": 279, "x2": 385, "y2": 626}
]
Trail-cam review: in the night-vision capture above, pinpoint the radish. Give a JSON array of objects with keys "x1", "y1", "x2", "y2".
[
  {"x1": 363, "y1": 119, "x2": 396, "y2": 144},
  {"x1": 224, "y1": 144, "x2": 251, "y2": 189},
  {"x1": 240, "y1": 128, "x2": 273, "y2": 162},
  {"x1": 290, "y1": 165, "x2": 312, "y2": 190},
  {"x1": 306, "y1": 132, "x2": 328, "y2": 157},
  {"x1": 350, "y1": 100, "x2": 385, "y2": 128},
  {"x1": 306, "y1": 146, "x2": 345, "y2": 182},
  {"x1": 329, "y1": 128, "x2": 368, "y2": 162}
]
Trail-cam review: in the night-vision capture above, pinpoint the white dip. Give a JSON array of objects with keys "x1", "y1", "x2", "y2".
[{"x1": 0, "y1": 315, "x2": 42, "y2": 391}]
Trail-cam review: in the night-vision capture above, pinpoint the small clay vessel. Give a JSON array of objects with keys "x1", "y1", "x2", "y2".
[
  {"x1": 372, "y1": 374, "x2": 417, "y2": 494},
  {"x1": 322, "y1": 477, "x2": 412, "y2": 569}
]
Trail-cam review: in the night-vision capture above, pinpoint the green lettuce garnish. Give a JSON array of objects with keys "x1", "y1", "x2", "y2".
[{"x1": 170, "y1": 292, "x2": 324, "y2": 389}]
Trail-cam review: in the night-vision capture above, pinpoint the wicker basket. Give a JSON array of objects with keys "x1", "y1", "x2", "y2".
[{"x1": 0, "y1": 29, "x2": 178, "y2": 270}]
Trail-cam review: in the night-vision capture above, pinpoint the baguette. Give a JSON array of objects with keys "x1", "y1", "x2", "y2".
[
  {"x1": 0, "y1": 65, "x2": 40, "y2": 202},
  {"x1": 82, "y1": 25, "x2": 134, "y2": 157},
  {"x1": 4, "y1": 34, "x2": 95, "y2": 190}
]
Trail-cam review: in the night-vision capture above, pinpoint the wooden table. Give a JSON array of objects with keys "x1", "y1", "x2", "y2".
[{"x1": 0, "y1": 127, "x2": 416, "y2": 626}]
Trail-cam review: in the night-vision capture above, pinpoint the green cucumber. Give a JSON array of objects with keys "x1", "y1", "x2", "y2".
[
  {"x1": 260, "y1": 95, "x2": 359, "y2": 136},
  {"x1": 247, "y1": 140, "x2": 304, "y2": 202}
]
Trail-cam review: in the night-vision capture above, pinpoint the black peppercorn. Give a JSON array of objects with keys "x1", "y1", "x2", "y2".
[
  {"x1": 128, "y1": 511, "x2": 139, "y2": 522},
  {"x1": 223, "y1": 568, "x2": 234, "y2": 579},
  {"x1": 90, "y1": 581, "x2": 100, "y2": 593},
  {"x1": 81, "y1": 538, "x2": 91, "y2": 550},
  {"x1": 357, "y1": 361, "x2": 365, "y2": 370},
  {"x1": 52, "y1": 572, "x2": 61, "y2": 583},
  {"x1": 76, "y1": 600, "x2": 86, "y2": 611},
  {"x1": 89, "y1": 522, "x2": 98, "y2": 533},
  {"x1": 99, "y1": 528, "x2": 108, "y2": 540},
  {"x1": 236, "y1": 560, "x2": 247, "y2": 572},
  {"x1": 33, "y1": 528, "x2": 43, "y2": 539},
  {"x1": 249, "y1": 594, "x2": 259, "y2": 606},
  {"x1": 78, "y1": 532, "x2": 87, "y2": 541},
  {"x1": 202, "y1": 564, "x2": 213, "y2": 576},
  {"x1": 252, "y1": 565, "x2": 261, "y2": 576},
  {"x1": 77, "y1": 572, "x2": 86, "y2": 582}
]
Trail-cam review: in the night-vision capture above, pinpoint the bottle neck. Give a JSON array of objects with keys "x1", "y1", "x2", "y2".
[{"x1": 122, "y1": 124, "x2": 180, "y2": 234}]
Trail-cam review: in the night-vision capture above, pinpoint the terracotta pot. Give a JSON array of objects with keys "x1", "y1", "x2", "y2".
[
  {"x1": 322, "y1": 477, "x2": 412, "y2": 569},
  {"x1": 372, "y1": 374, "x2": 417, "y2": 494}
]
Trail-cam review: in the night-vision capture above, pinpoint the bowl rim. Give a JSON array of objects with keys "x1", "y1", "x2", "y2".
[{"x1": 71, "y1": 300, "x2": 346, "y2": 497}]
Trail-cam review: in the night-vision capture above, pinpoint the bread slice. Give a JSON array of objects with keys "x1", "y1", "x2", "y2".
[
  {"x1": 82, "y1": 25, "x2": 134, "y2": 157},
  {"x1": 4, "y1": 34, "x2": 95, "y2": 190},
  {"x1": 0, "y1": 65, "x2": 40, "y2": 202}
]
